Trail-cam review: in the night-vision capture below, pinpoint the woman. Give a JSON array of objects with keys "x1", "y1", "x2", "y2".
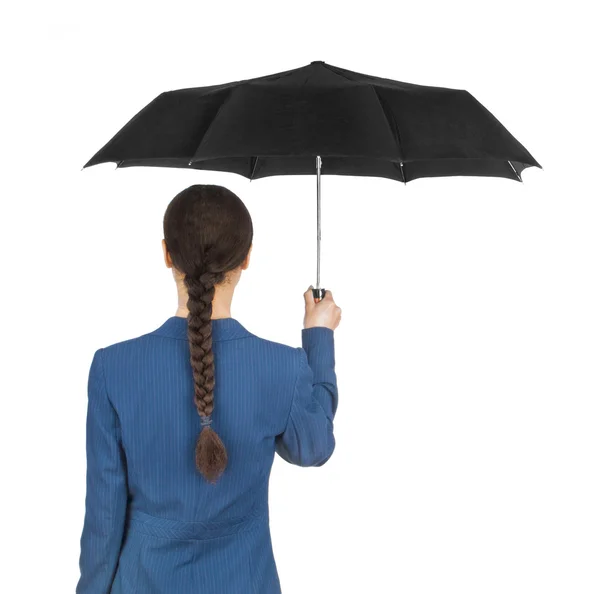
[{"x1": 76, "y1": 184, "x2": 341, "y2": 594}]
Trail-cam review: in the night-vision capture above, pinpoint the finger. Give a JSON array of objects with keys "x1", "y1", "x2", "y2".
[
  {"x1": 322, "y1": 290, "x2": 334, "y2": 301},
  {"x1": 304, "y1": 286, "x2": 316, "y2": 308}
]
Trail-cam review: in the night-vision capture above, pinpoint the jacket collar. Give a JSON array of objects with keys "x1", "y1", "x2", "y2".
[{"x1": 151, "y1": 315, "x2": 253, "y2": 342}]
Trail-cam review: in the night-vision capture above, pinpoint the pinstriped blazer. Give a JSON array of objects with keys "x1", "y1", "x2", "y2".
[{"x1": 76, "y1": 315, "x2": 338, "y2": 594}]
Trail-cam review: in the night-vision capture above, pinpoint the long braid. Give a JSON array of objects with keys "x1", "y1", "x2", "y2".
[
  {"x1": 163, "y1": 184, "x2": 253, "y2": 484},
  {"x1": 185, "y1": 271, "x2": 227, "y2": 483}
]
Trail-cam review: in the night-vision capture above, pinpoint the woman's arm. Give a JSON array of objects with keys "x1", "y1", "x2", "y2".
[
  {"x1": 275, "y1": 289, "x2": 341, "y2": 467},
  {"x1": 76, "y1": 348, "x2": 128, "y2": 594}
]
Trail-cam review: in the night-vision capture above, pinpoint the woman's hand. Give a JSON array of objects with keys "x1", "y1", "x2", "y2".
[{"x1": 303, "y1": 286, "x2": 342, "y2": 331}]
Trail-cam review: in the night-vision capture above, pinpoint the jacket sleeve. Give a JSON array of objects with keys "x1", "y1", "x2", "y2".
[
  {"x1": 76, "y1": 348, "x2": 128, "y2": 594},
  {"x1": 275, "y1": 327, "x2": 338, "y2": 467}
]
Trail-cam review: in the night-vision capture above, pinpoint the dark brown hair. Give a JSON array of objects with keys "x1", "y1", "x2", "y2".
[{"x1": 163, "y1": 185, "x2": 253, "y2": 483}]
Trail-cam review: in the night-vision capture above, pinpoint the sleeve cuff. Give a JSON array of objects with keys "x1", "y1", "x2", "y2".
[{"x1": 301, "y1": 327, "x2": 335, "y2": 367}]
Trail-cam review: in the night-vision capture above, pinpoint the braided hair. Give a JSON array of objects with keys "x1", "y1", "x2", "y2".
[{"x1": 163, "y1": 185, "x2": 253, "y2": 483}]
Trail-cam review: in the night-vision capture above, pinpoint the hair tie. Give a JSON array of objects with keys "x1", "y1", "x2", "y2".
[{"x1": 200, "y1": 414, "x2": 213, "y2": 427}]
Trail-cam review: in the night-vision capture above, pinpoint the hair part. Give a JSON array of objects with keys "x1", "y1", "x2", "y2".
[{"x1": 163, "y1": 185, "x2": 253, "y2": 483}]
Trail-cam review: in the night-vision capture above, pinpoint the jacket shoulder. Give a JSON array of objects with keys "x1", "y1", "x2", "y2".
[
  {"x1": 95, "y1": 330, "x2": 158, "y2": 361},
  {"x1": 245, "y1": 333, "x2": 300, "y2": 357},
  {"x1": 240, "y1": 334, "x2": 302, "y2": 381}
]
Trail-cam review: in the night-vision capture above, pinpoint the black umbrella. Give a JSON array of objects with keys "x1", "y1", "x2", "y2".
[{"x1": 84, "y1": 60, "x2": 541, "y2": 298}]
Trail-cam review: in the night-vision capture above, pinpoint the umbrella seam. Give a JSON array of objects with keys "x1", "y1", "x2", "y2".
[
  {"x1": 84, "y1": 91, "x2": 169, "y2": 168},
  {"x1": 319, "y1": 63, "x2": 407, "y2": 183},
  {"x1": 172, "y1": 63, "x2": 304, "y2": 96},
  {"x1": 187, "y1": 66, "x2": 303, "y2": 167},
  {"x1": 320, "y1": 62, "x2": 358, "y2": 84},
  {"x1": 463, "y1": 91, "x2": 541, "y2": 168},
  {"x1": 368, "y1": 86, "x2": 406, "y2": 165},
  {"x1": 188, "y1": 87, "x2": 239, "y2": 165}
]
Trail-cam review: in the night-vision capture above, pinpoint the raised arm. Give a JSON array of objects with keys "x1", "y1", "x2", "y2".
[
  {"x1": 76, "y1": 348, "x2": 128, "y2": 594},
  {"x1": 276, "y1": 288, "x2": 341, "y2": 467}
]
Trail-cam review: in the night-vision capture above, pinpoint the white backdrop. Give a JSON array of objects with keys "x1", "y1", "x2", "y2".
[{"x1": 2, "y1": 1, "x2": 598, "y2": 593}]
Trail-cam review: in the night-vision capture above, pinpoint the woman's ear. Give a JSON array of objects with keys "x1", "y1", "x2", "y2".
[
  {"x1": 241, "y1": 244, "x2": 252, "y2": 270},
  {"x1": 162, "y1": 239, "x2": 173, "y2": 268}
]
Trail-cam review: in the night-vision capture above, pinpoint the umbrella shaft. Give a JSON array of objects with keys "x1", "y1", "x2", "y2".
[{"x1": 316, "y1": 156, "x2": 322, "y2": 289}]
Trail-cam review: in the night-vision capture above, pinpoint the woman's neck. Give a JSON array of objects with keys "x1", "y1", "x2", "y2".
[{"x1": 175, "y1": 281, "x2": 234, "y2": 319}]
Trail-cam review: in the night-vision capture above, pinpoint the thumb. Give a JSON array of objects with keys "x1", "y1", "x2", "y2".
[{"x1": 304, "y1": 286, "x2": 316, "y2": 309}]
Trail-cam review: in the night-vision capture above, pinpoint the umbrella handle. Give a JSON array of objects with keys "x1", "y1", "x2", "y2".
[{"x1": 312, "y1": 288, "x2": 326, "y2": 302}]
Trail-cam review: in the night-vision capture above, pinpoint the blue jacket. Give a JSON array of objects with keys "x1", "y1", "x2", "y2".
[{"x1": 76, "y1": 315, "x2": 338, "y2": 594}]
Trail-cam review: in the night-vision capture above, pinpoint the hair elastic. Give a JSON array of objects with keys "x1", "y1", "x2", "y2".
[{"x1": 200, "y1": 415, "x2": 213, "y2": 427}]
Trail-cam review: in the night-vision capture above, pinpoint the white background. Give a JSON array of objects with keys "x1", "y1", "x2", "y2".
[{"x1": 2, "y1": 1, "x2": 598, "y2": 593}]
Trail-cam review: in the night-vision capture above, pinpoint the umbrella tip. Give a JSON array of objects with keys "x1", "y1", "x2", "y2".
[{"x1": 311, "y1": 60, "x2": 325, "y2": 65}]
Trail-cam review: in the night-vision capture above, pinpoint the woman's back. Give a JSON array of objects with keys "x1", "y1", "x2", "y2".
[
  {"x1": 107, "y1": 315, "x2": 322, "y2": 519},
  {"x1": 77, "y1": 315, "x2": 338, "y2": 593}
]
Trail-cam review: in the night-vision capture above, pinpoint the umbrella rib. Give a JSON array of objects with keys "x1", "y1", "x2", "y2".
[
  {"x1": 508, "y1": 160, "x2": 523, "y2": 182},
  {"x1": 399, "y1": 162, "x2": 406, "y2": 184},
  {"x1": 250, "y1": 156, "x2": 259, "y2": 180}
]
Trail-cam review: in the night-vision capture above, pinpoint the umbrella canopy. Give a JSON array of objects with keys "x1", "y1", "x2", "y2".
[
  {"x1": 84, "y1": 61, "x2": 540, "y2": 183},
  {"x1": 85, "y1": 61, "x2": 541, "y2": 298}
]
